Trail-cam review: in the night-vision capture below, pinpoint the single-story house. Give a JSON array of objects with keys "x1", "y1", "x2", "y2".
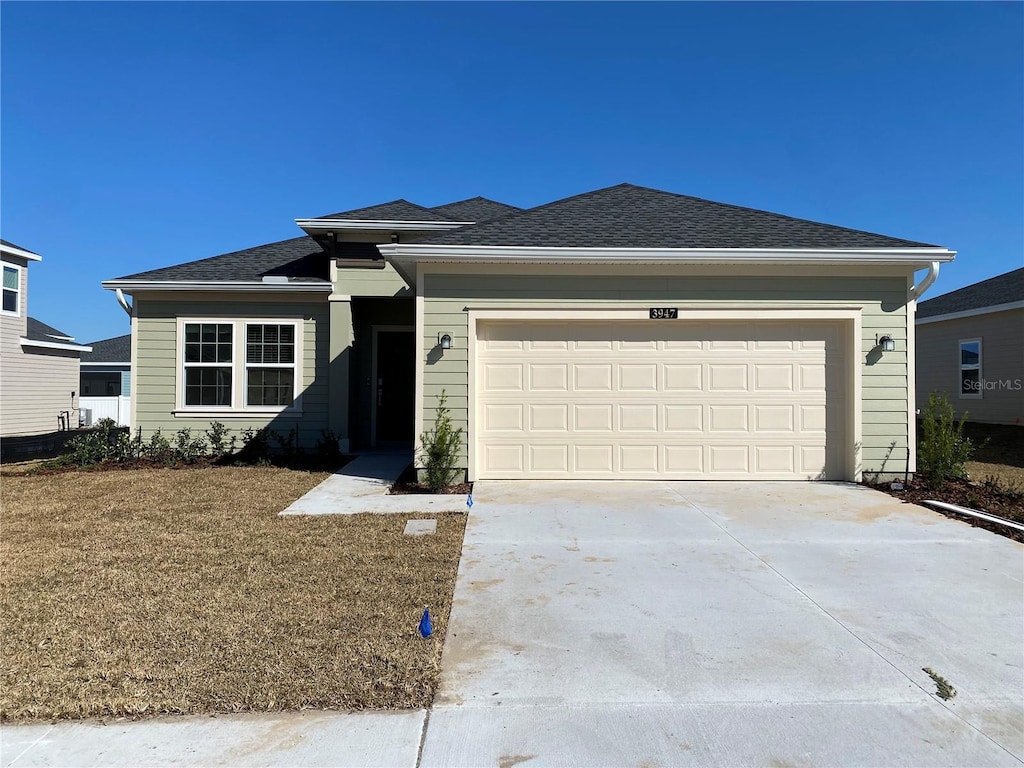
[
  {"x1": 1, "y1": 239, "x2": 92, "y2": 438},
  {"x1": 102, "y1": 183, "x2": 955, "y2": 481},
  {"x1": 79, "y1": 333, "x2": 132, "y2": 427},
  {"x1": 916, "y1": 267, "x2": 1023, "y2": 425}
]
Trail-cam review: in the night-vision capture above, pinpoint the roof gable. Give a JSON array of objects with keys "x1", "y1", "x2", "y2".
[
  {"x1": 431, "y1": 197, "x2": 521, "y2": 223},
  {"x1": 917, "y1": 267, "x2": 1024, "y2": 319},
  {"x1": 423, "y1": 183, "x2": 937, "y2": 249},
  {"x1": 26, "y1": 317, "x2": 74, "y2": 342},
  {"x1": 315, "y1": 199, "x2": 456, "y2": 222}
]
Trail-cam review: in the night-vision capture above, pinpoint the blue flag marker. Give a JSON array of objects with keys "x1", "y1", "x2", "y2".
[
  {"x1": 419, "y1": 608, "x2": 432, "y2": 638},
  {"x1": 467, "y1": 493, "x2": 474, "y2": 509}
]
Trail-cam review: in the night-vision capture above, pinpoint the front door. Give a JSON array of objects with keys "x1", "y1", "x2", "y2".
[{"x1": 374, "y1": 330, "x2": 415, "y2": 445}]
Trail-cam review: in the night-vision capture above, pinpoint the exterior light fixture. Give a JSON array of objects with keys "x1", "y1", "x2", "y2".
[
  {"x1": 439, "y1": 333, "x2": 452, "y2": 351},
  {"x1": 878, "y1": 334, "x2": 895, "y2": 352}
]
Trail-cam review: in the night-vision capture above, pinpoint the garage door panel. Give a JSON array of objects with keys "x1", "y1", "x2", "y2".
[{"x1": 476, "y1": 321, "x2": 845, "y2": 480}]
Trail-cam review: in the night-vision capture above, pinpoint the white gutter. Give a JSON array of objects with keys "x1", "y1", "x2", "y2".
[
  {"x1": 20, "y1": 338, "x2": 92, "y2": 352},
  {"x1": 377, "y1": 244, "x2": 957, "y2": 266},
  {"x1": 296, "y1": 219, "x2": 472, "y2": 232},
  {"x1": 102, "y1": 280, "x2": 333, "y2": 293},
  {"x1": 0, "y1": 244, "x2": 43, "y2": 262},
  {"x1": 916, "y1": 300, "x2": 1024, "y2": 326},
  {"x1": 909, "y1": 260, "x2": 941, "y2": 300},
  {"x1": 115, "y1": 287, "x2": 133, "y2": 317}
]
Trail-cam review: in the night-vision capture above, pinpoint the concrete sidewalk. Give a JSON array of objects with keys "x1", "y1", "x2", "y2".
[
  {"x1": 279, "y1": 451, "x2": 470, "y2": 515},
  {"x1": 0, "y1": 711, "x2": 426, "y2": 768}
]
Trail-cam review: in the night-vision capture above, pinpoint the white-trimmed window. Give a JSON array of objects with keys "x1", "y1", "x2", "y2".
[
  {"x1": 245, "y1": 323, "x2": 297, "y2": 407},
  {"x1": 183, "y1": 323, "x2": 234, "y2": 407},
  {"x1": 2, "y1": 264, "x2": 21, "y2": 315},
  {"x1": 959, "y1": 338, "x2": 982, "y2": 399},
  {"x1": 177, "y1": 318, "x2": 302, "y2": 413}
]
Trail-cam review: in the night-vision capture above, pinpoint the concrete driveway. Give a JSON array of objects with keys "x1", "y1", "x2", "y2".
[{"x1": 422, "y1": 481, "x2": 1024, "y2": 767}]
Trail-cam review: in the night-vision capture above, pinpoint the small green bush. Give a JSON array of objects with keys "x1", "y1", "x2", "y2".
[
  {"x1": 238, "y1": 426, "x2": 272, "y2": 464},
  {"x1": 205, "y1": 421, "x2": 237, "y2": 457},
  {"x1": 918, "y1": 392, "x2": 976, "y2": 489},
  {"x1": 315, "y1": 429, "x2": 344, "y2": 465},
  {"x1": 418, "y1": 390, "x2": 463, "y2": 491},
  {"x1": 172, "y1": 427, "x2": 208, "y2": 465},
  {"x1": 143, "y1": 429, "x2": 173, "y2": 463}
]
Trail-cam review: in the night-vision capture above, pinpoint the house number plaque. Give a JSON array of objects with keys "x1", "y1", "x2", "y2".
[{"x1": 649, "y1": 308, "x2": 678, "y2": 319}]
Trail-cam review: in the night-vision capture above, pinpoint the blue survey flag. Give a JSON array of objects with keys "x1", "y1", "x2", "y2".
[
  {"x1": 419, "y1": 608, "x2": 432, "y2": 638},
  {"x1": 467, "y1": 493, "x2": 474, "y2": 509}
]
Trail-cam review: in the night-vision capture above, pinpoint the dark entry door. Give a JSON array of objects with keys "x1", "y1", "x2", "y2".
[{"x1": 375, "y1": 330, "x2": 415, "y2": 444}]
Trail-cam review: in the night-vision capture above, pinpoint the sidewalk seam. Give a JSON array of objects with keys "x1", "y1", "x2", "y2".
[{"x1": 414, "y1": 708, "x2": 431, "y2": 768}]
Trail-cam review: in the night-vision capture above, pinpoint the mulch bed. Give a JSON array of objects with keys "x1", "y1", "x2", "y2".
[
  {"x1": 389, "y1": 463, "x2": 472, "y2": 495},
  {"x1": 867, "y1": 477, "x2": 1024, "y2": 543}
]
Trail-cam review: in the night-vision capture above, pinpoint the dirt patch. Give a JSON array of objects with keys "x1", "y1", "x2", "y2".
[
  {"x1": 0, "y1": 466, "x2": 466, "y2": 721},
  {"x1": 389, "y1": 462, "x2": 472, "y2": 495}
]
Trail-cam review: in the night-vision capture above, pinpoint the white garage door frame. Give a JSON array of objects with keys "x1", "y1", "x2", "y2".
[{"x1": 466, "y1": 305, "x2": 863, "y2": 482}]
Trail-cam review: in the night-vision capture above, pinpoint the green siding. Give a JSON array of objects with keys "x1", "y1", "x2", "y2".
[
  {"x1": 421, "y1": 271, "x2": 912, "y2": 476},
  {"x1": 134, "y1": 296, "x2": 330, "y2": 447},
  {"x1": 337, "y1": 263, "x2": 410, "y2": 297}
]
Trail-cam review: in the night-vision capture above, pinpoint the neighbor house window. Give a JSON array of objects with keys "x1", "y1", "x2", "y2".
[
  {"x1": 2, "y1": 265, "x2": 20, "y2": 315},
  {"x1": 959, "y1": 338, "x2": 982, "y2": 398},
  {"x1": 183, "y1": 323, "x2": 233, "y2": 406},
  {"x1": 245, "y1": 323, "x2": 297, "y2": 407}
]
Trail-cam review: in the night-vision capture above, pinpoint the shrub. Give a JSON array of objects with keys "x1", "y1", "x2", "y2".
[
  {"x1": 271, "y1": 425, "x2": 302, "y2": 462},
  {"x1": 172, "y1": 427, "x2": 208, "y2": 465},
  {"x1": 418, "y1": 390, "x2": 463, "y2": 491},
  {"x1": 238, "y1": 426, "x2": 272, "y2": 464},
  {"x1": 205, "y1": 421, "x2": 237, "y2": 457},
  {"x1": 315, "y1": 429, "x2": 344, "y2": 465},
  {"x1": 143, "y1": 429, "x2": 173, "y2": 463},
  {"x1": 918, "y1": 392, "x2": 976, "y2": 489}
]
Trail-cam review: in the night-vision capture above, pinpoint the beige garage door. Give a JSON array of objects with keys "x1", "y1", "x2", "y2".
[{"x1": 475, "y1": 321, "x2": 847, "y2": 480}]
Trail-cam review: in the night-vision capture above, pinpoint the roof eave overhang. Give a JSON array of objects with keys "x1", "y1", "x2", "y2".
[
  {"x1": 378, "y1": 244, "x2": 957, "y2": 270},
  {"x1": 1, "y1": 245, "x2": 43, "y2": 262},
  {"x1": 916, "y1": 299, "x2": 1024, "y2": 325},
  {"x1": 20, "y1": 338, "x2": 92, "y2": 352},
  {"x1": 296, "y1": 219, "x2": 473, "y2": 238},
  {"x1": 101, "y1": 280, "x2": 333, "y2": 293},
  {"x1": 81, "y1": 360, "x2": 130, "y2": 366}
]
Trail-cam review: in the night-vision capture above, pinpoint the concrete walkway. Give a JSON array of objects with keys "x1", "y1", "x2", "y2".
[
  {"x1": 279, "y1": 451, "x2": 470, "y2": 515},
  {"x1": 1, "y1": 711, "x2": 425, "y2": 767}
]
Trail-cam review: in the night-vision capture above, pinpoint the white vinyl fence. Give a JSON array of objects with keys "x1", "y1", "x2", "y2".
[{"x1": 79, "y1": 396, "x2": 131, "y2": 428}]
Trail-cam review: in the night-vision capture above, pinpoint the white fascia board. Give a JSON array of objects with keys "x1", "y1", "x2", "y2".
[
  {"x1": 377, "y1": 244, "x2": 957, "y2": 267},
  {"x1": 915, "y1": 300, "x2": 1024, "y2": 326},
  {"x1": 296, "y1": 219, "x2": 473, "y2": 232},
  {"x1": 1, "y1": 244, "x2": 43, "y2": 261},
  {"x1": 20, "y1": 338, "x2": 92, "y2": 352},
  {"x1": 101, "y1": 280, "x2": 333, "y2": 293}
]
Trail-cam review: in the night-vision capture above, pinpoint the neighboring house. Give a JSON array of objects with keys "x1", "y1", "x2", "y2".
[
  {"x1": 915, "y1": 267, "x2": 1023, "y2": 426},
  {"x1": 79, "y1": 333, "x2": 132, "y2": 427},
  {"x1": 102, "y1": 184, "x2": 955, "y2": 481},
  {"x1": 1, "y1": 239, "x2": 92, "y2": 437}
]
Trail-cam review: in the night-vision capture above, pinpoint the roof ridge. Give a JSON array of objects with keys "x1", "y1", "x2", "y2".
[{"x1": 317, "y1": 198, "x2": 459, "y2": 221}]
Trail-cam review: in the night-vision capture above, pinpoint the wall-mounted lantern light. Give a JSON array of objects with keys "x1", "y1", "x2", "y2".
[
  {"x1": 439, "y1": 333, "x2": 452, "y2": 351},
  {"x1": 877, "y1": 334, "x2": 896, "y2": 352}
]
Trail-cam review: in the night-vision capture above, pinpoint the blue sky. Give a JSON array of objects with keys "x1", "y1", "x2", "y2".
[{"x1": 2, "y1": 1, "x2": 1021, "y2": 344}]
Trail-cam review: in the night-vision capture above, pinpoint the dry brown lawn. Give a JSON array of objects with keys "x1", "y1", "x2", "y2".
[{"x1": 0, "y1": 466, "x2": 466, "y2": 721}]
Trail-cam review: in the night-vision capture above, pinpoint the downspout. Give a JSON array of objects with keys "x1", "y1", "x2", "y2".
[
  {"x1": 115, "y1": 288, "x2": 133, "y2": 317},
  {"x1": 909, "y1": 261, "x2": 940, "y2": 301}
]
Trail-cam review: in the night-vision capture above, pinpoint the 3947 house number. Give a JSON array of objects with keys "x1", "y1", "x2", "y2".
[{"x1": 649, "y1": 308, "x2": 678, "y2": 319}]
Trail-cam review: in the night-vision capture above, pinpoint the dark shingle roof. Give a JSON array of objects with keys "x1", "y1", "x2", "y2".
[
  {"x1": 1, "y1": 239, "x2": 40, "y2": 256},
  {"x1": 315, "y1": 199, "x2": 456, "y2": 222},
  {"x1": 424, "y1": 183, "x2": 937, "y2": 249},
  {"x1": 114, "y1": 237, "x2": 330, "y2": 283},
  {"x1": 26, "y1": 317, "x2": 74, "y2": 342},
  {"x1": 431, "y1": 197, "x2": 522, "y2": 222},
  {"x1": 81, "y1": 334, "x2": 131, "y2": 363},
  {"x1": 917, "y1": 267, "x2": 1024, "y2": 319}
]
